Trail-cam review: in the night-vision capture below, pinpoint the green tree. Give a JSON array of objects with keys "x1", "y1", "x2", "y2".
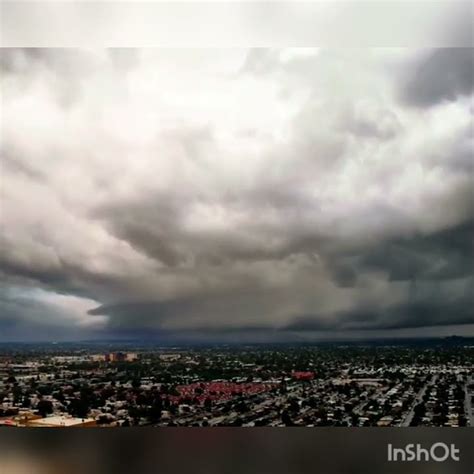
[{"x1": 37, "y1": 400, "x2": 53, "y2": 418}]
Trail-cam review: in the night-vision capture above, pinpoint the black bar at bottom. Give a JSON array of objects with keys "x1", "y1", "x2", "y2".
[{"x1": 0, "y1": 428, "x2": 473, "y2": 474}]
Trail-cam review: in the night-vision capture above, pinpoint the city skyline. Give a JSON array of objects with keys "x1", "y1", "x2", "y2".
[{"x1": 1, "y1": 47, "x2": 473, "y2": 342}]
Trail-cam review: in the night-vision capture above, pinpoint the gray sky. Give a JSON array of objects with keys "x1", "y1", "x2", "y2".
[{"x1": 1, "y1": 47, "x2": 473, "y2": 342}]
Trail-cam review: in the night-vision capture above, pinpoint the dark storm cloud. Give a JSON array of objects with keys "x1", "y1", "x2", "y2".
[
  {"x1": 88, "y1": 301, "x2": 173, "y2": 329},
  {"x1": 325, "y1": 219, "x2": 474, "y2": 286},
  {"x1": 286, "y1": 281, "x2": 474, "y2": 332},
  {"x1": 0, "y1": 241, "x2": 112, "y2": 300},
  {"x1": 1, "y1": 47, "x2": 473, "y2": 341},
  {"x1": 93, "y1": 176, "x2": 329, "y2": 269},
  {"x1": 0, "y1": 290, "x2": 64, "y2": 338},
  {"x1": 86, "y1": 281, "x2": 315, "y2": 332},
  {"x1": 0, "y1": 287, "x2": 104, "y2": 341},
  {"x1": 94, "y1": 192, "x2": 196, "y2": 268},
  {"x1": 0, "y1": 230, "x2": 142, "y2": 315},
  {"x1": 400, "y1": 48, "x2": 474, "y2": 107},
  {"x1": 326, "y1": 260, "x2": 358, "y2": 288},
  {"x1": 362, "y1": 220, "x2": 473, "y2": 282}
]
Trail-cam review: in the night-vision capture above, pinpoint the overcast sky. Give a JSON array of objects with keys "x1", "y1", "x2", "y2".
[{"x1": 1, "y1": 47, "x2": 473, "y2": 342}]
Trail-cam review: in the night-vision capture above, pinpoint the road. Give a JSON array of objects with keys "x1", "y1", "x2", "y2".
[
  {"x1": 464, "y1": 375, "x2": 473, "y2": 427},
  {"x1": 400, "y1": 374, "x2": 436, "y2": 427}
]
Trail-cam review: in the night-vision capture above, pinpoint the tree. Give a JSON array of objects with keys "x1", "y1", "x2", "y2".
[
  {"x1": 12, "y1": 386, "x2": 22, "y2": 405},
  {"x1": 149, "y1": 398, "x2": 162, "y2": 423},
  {"x1": 6, "y1": 375, "x2": 17, "y2": 384},
  {"x1": 22, "y1": 396, "x2": 31, "y2": 408},
  {"x1": 289, "y1": 398, "x2": 300, "y2": 413},
  {"x1": 281, "y1": 410, "x2": 293, "y2": 426},
  {"x1": 351, "y1": 413, "x2": 360, "y2": 427},
  {"x1": 69, "y1": 398, "x2": 90, "y2": 419},
  {"x1": 101, "y1": 416, "x2": 112, "y2": 425},
  {"x1": 204, "y1": 398, "x2": 212, "y2": 410},
  {"x1": 37, "y1": 400, "x2": 53, "y2": 418},
  {"x1": 54, "y1": 390, "x2": 65, "y2": 404},
  {"x1": 414, "y1": 402, "x2": 426, "y2": 418}
]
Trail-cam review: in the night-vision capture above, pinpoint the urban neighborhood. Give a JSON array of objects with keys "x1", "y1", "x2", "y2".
[{"x1": 1, "y1": 341, "x2": 472, "y2": 428}]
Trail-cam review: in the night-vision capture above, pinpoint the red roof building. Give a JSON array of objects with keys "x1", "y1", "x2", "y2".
[
  {"x1": 291, "y1": 371, "x2": 315, "y2": 381},
  {"x1": 163, "y1": 381, "x2": 278, "y2": 405}
]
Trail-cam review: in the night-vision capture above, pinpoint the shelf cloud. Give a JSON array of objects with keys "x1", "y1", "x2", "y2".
[{"x1": 1, "y1": 47, "x2": 472, "y2": 341}]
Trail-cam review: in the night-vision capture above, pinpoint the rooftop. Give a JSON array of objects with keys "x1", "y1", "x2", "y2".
[{"x1": 27, "y1": 416, "x2": 95, "y2": 427}]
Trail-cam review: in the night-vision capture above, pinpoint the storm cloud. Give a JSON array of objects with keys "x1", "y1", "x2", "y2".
[
  {"x1": 1, "y1": 47, "x2": 473, "y2": 341},
  {"x1": 400, "y1": 48, "x2": 474, "y2": 107}
]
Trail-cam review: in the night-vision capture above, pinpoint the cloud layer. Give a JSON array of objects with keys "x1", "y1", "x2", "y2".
[{"x1": 1, "y1": 47, "x2": 473, "y2": 341}]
